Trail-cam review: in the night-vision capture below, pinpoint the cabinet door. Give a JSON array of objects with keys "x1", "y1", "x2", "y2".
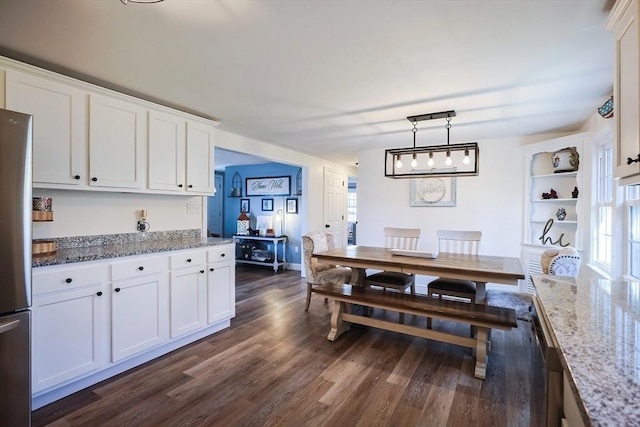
[
  {"x1": 170, "y1": 266, "x2": 207, "y2": 338},
  {"x1": 89, "y1": 94, "x2": 146, "y2": 189},
  {"x1": 5, "y1": 70, "x2": 87, "y2": 186},
  {"x1": 111, "y1": 272, "x2": 169, "y2": 362},
  {"x1": 148, "y1": 111, "x2": 186, "y2": 192},
  {"x1": 612, "y1": 0, "x2": 640, "y2": 180},
  {"x1": 32, "y1": 285, "x2": 108, "y2": 392},
  {"x1": 206, "y1": 261, "x2": 235, "y2": 324},
  {"x1": 185, "y1": 120, "x2": 215, "y2": 194}
]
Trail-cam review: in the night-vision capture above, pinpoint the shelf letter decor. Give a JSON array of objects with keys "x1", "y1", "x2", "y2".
[{"x1": 246, "y1": 176, "x2": 291, "y2": 196}]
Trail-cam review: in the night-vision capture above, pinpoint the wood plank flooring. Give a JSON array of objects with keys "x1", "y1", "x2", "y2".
[{"x1": 33, "y1": 265, "x2": 544, "y2": 426}]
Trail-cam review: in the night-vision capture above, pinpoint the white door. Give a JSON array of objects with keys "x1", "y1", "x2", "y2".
[
  {"x1": 207, "y1": 175, "x2": 223, "y2": 236},
  {"x1": 323, "y1": 168, "x2": 346, "y2": 246}
]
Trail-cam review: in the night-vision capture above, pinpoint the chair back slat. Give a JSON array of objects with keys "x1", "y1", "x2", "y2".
[
  {"x1": 383, "y1": 227, "x2": 421, "y2": 250},
  {"x1": 437, "y1": 230, "x2": 481, "y2": 255}
]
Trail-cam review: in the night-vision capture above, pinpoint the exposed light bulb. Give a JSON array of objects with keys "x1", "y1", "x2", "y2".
[
  {"x1": 410, "y1": 153, "x2": 418, "y2": 168},
  {"x1": 463, "y1": 148, "x2": 471, "y2": 165},
  {"x1": 427, "y1": 152, "x2": 434, "y2": 167},
  {"x1": 395, "y1": 155, "x2": 403, "y2": 169},
  {"x1": 445, "y1": 150, "x2": 452, "y2": 166}
]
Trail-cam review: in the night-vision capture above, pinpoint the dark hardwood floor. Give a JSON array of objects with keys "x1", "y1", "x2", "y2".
[{"x1": 33, "y1": 265, "x2": 544, "y2": 426}]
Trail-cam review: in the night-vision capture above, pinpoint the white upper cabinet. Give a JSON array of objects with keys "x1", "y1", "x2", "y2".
[
  {"x1": 608, "y1": 0, "x2": 640, "y2": 184},
  {"x1": 89, "y1": 95, "x2": 146, "y2": 189},
  {"x1": 1, "y1": 58, "x2": 219, "y2": 194},
  {"x1": 186, "y1": 120, "x2": 215, "y2": 194},
  {"x1": 5, "y1": 70, "x2": 87, "y2": 186},
  {"x1": 148, "y1": 110, "x2": 186, "y2": 192},
  {"x1": 148, "y1": 113, "x2": 215, "y2": 195}
]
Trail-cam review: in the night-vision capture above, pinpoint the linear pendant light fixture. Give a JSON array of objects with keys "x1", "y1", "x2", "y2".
[
  {"x1": 385, "y1": 110, "x2": 479, "y2": 178},
  {"x1": 120, "y1": 0, "x2": 164, "y2": 4}
]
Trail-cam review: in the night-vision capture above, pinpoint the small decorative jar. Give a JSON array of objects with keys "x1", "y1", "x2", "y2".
[
  {"x1": 555, "y1": 208, "x2": 567, "y2": 221},
  {"x1": 236, "y1": 211, "x2": 250, "y2": 235}
]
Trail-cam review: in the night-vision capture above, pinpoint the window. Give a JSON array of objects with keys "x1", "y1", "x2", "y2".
[
  {"x1": 627, "y1": 185, "x2": 640, "y2": 280},
  {"x1": 347, "y1": 192, "x2": 357, "y2": 222},
  {"x1": 594, "y1": 146, "x2": 613, "y2": 271}
]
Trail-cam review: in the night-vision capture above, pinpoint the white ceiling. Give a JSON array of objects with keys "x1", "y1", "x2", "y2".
[{"x1": 0, "y1": 0, "x2": 615, "y2": 167}]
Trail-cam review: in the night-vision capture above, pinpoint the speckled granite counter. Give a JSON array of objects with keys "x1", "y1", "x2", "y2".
[
  {"x1": 33, "y1": 231, "x2": 234, "y2": 267},
  {"x1": 532, "y1": 274, "x2": 640, "y2": 427}
]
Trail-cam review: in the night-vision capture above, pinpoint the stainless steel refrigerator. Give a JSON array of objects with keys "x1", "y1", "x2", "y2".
[{"x1": 0, "y1": 108, "x2": 33, "y2": 426}]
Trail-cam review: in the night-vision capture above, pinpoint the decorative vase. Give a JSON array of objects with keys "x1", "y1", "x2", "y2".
[
  {"x1": 551, "y1": 148, "x2": 579, "y2": 173},
  {"x1": 556, "y1": 208, "x2": 567, "y2": 221}
]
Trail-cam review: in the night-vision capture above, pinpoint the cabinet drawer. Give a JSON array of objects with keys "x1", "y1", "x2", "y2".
[
  {"x1": 111, "y1": 255, "x2": 168, "y2": 281},
  {"x1": 33, "y1": 264, "x2": 109, "y2": 295},
  {"x1": 170, "y1": 250, "x2": 206, "y2": 269},
  {"x1": 208, "y1": 245, "x2": 234, "y2": 263}
]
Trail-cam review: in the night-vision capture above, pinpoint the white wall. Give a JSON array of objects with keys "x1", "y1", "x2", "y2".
[
  {"x1": 32, "y1": 189, "x2": 203, "y2": 238},
  {"x1": 357, "y1": 138, "x2": 530, "y2": 256}
]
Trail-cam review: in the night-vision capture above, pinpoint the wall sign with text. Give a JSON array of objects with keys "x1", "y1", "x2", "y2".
[{"x1": 245, "y1": 176, "x2": 291, "y2": 196}]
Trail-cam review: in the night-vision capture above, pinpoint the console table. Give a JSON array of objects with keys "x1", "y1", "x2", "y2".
[{"x1": 232, "y1": 235, "x2": 287, "y2": 272}]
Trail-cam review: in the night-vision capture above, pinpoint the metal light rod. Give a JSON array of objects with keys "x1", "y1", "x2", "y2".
[{"x1": 407, "y1": 110, "x2": 456, "y2": 123}]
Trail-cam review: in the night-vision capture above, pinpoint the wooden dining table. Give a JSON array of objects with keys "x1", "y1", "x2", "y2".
[{"x1": 312, "y1": 245, "x2": 525, "y2": 303}]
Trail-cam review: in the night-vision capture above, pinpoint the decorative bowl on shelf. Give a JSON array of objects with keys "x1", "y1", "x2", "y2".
[{"x1": 551, "y1": 148, "x2": 579, "y2": 173}]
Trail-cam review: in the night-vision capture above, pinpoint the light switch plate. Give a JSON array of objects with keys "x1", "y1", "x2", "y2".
[{"x1": 187, "y1": 203, "x2": 199, "y2": 214}]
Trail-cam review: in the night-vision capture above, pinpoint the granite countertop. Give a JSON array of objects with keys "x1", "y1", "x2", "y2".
[
  {"x1": 532, "y1": 274, "x2": 640, "y2": 427},
  {"x1": 33, "y1": 237, "x2": 235, "y2": 268}
]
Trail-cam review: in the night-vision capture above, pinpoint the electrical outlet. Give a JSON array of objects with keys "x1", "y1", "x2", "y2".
[
  {"x1": 187, "y1": 203, "x2": 200, "y2": 214},
  {"x1": 294, "y1": 246, "x2": 299, "y2": 253}
]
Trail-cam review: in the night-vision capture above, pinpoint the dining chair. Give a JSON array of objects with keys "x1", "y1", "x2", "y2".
[
  {"x1": 365, "y1": 227, "x2": 421, "y2": 322},
  {"x1": 427, "y1": 229, "x2": 482, "y2": 329},
  {"x1": 302, "y1": 231, "x2": 352, "y2": 311}
]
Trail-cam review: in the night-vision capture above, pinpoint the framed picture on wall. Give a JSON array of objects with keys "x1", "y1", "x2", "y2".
[
  {"x1": 262, "y1": 198, "x2": 274, "y2": 211},
  {"x1": 240, "y1": 198, "x2": 250, "y2": 213},
  {"x1": 410, "y1": 170, "x2": 457, "y2": 207},
  {"x1": 286, "y1": 198, "x2": 298, "y2": 214}
]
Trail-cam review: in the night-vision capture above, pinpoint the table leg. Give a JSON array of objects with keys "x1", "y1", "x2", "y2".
[
  {"x1": 475, "y1": 281, "x2": 486, "y2": 304},
  {"x1": 273, "y1": 240, "x2": 279, "y2": 272},
  {"x1": 327, "y1": 301, "x2": 350, "y2": 341},
  {"x1": 474, "y1": 326, "x2": 488, "y2": 379},
  {"x1": 350, "y1": 267, "x2": 367, "y2": 287}
]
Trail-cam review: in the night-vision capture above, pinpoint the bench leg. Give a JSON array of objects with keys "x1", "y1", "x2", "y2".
[
  {"x1": 327, "y1": 301, "x2": 350, "y2": 341},
  {"x1": 474, "y1": 327, "x2": 489, "y2": 379}
]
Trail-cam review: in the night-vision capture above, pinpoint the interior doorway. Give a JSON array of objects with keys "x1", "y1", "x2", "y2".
[
  {"x1": 207, "y1": 174, "x2": 223, "y2": 237},
  {"x1": 347, "y1": 176, "x2": 357, "y2": 245}
]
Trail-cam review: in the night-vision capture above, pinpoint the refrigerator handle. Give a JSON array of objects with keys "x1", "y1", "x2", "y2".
[{"x1": 0, "y1": 319, "x2": 20, "y2": 335}]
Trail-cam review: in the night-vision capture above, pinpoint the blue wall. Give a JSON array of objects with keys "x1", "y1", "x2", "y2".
[{"x1": 223, "y1": 163, "x2": 302, "y2": 265}]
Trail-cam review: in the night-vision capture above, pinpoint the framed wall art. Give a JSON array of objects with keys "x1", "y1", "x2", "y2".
[
  {"x1": 261, "y1": 198, "x2": 274, "y2": 211},
  {"x1": 246, "y1": 176, "x2": 291, "y2": 196},
  {"x1": 286, "y1": 198, "x2": 298, "y2": 214},
  {"x1": 240, "y1": 198, "x2": 250, "y2": 213},
  {"x1": 410, "y1": 171, "x2": 456, "y2": 207}
]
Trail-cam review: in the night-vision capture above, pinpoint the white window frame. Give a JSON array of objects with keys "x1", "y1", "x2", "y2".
[
  {"x1": 592, "y1": 144, "x2": 614, "y2": 276},
  {"x1": 624, "y1": 185, "x2": 640, "y2": 281}
]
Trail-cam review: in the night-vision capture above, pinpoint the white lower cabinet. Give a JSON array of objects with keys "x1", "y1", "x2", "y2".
[
  {"x1": 31, "y1": 265, "x2": 109, "y2": 393},
  {"x1": 169, "y1": 250, "x2": 207, "y2": 338},
  {"x1": 31, "y1": 244, "x2": 235, "y2": 404},
  {"x1": 207, "y1": 245, "x2": 236, "y2": 324},
  {"x1": 111, "y1": 255, "x2": 170, "y2": 362}
]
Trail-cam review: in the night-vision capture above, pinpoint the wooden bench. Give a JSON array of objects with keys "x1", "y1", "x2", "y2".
[{"x1": 313, "y1": 283, "x2": 517, "y2": 379}]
